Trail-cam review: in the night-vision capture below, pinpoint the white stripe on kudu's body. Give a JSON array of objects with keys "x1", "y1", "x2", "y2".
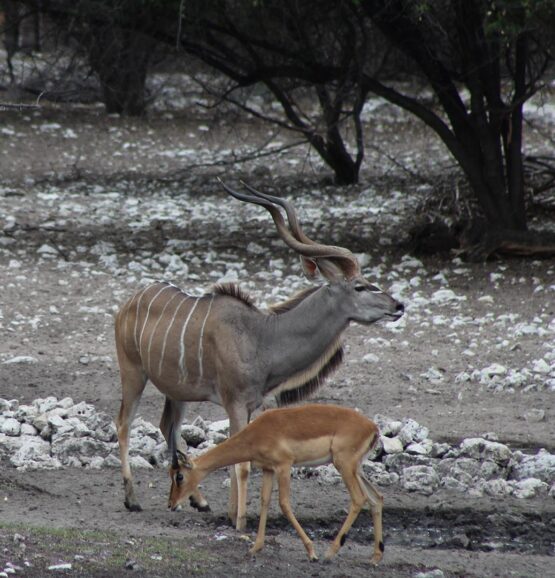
[
  {"x1": 178, "y1": 297, "x2": 201, "y2": 382},
  {"x1": 157, "y1": 293, "x2": 190, "y2": 378},
  {"x1": 146, "y1": 290, "x2": 181, "y2": 375},
  {"x1": 197, "y1": 294, "x2": 215, "y2": 380},
  {"x1": 139, "y1": 284, "x2": 173, "y2": 359},
  {"x1": 114, "y1": 182, "x2": 404, "y2": 531}
]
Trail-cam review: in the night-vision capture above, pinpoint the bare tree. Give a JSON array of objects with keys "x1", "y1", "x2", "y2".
[
  {"x1": 174, "y1": 0, "x2": 387, "y2": 184},
  {"x1": 361, "y1": 0, "x2": 555, "y2": 257}
]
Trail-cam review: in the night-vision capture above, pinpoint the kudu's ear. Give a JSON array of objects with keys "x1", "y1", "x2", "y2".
[{"x1": 300, "y1": 256, "x2": 319, "y2": 279}]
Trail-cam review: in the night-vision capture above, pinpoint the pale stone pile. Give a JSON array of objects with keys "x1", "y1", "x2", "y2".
[{"x1": 1, "y1": 397, "x2": 553, "y2": 500}]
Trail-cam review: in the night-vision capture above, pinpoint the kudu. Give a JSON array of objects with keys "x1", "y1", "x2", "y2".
[
  {"x1": 168, "y1": 404, "x2": 385, "y2": 564},
  {"x1": 114, "y1": 181, "x2": 403, "y2": 529}
]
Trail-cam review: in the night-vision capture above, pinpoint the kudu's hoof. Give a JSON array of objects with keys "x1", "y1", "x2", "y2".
[
  {"x1": 124, "y1": 501, "x2": 143, "y2": 512},
  {"x1": 189, "y1": 496, "x2": 211, "y2": 512}
]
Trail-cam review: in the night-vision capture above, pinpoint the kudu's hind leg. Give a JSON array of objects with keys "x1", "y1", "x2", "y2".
[
  {"x1": 116, "y1": 358, "x2": 147, "y2": 512},
  {"x1": 160, "y1": 398, "x2": 209, "y2": 512}
]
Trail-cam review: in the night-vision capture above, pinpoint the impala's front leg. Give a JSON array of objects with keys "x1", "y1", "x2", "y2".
[
  {"x1": 277, "y1": 465, "x2": 318, "y2": 562},
  {"x1": 250, "y1": 469, "x2": 274, "y2": 555}
]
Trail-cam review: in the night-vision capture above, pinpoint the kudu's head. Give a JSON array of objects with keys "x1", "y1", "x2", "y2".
[
  {"x1": 167, "y1": 432, "x2": 199, "y2": 512},
  {"x1": 219, "y1": 180, "x2": 404, "y2": 324}
]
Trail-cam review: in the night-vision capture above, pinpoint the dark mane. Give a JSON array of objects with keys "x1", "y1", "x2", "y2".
[
  {"x1": 269, "y1": 286, "x2": 321, "y2": 315},
  {"x1": 276, "y1": 346, "x2": 344, "y2": 406},
  {"x1": 212, "y1": 283, "x2": 258, "y2": 309}
]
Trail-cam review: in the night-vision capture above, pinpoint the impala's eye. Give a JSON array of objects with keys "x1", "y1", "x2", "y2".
[{"x1": 176, "y1": 472, "x2": 184, "y2": 484}]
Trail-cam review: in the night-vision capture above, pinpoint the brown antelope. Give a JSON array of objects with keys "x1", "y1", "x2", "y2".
[
  {"x1": 168, "y1": 404, "x2": 384, "y2": 564},
  {"x1": 114, "y1": 181, "x2": 403, "y2": 529}
]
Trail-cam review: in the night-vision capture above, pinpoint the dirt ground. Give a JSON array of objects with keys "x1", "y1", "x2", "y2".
[{"x1": 0, "y1": 102, "x2": 554, "y2": 577}]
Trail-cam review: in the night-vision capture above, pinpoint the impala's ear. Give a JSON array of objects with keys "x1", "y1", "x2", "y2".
[
  {"x1": 300, "y1": 256, "x2": 319, "y2": 279},
  {"x1": 176, "y1": 449, "x2": 192, "y2": 469}
]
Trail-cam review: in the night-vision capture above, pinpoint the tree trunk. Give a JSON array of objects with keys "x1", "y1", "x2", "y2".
[
  {"x1": 362, "y1": 0, "x2": 529, "y2": 233},
  {"x1": 88, "y1": 27, "x2": 152, "y2": 116}
]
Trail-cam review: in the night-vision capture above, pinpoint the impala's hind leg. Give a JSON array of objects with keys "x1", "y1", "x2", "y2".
[
  {"x1": 358, "y1": 472, "x2": 384, "y2": 565},
  {"x1": 116, "y1": 355, "x2": 147, "y2": 512},
  {"x1": 160, "y1": 398, "x2": 209, "y2": 512}
]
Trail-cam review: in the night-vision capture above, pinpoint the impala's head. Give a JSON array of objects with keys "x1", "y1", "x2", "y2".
[
  {"x1": 168, "y1": 450, "x2": 200, "y2": 511},
  {"x1": 219, "y1": 179, "x2": 404, "y2": 323},
  {"x1": 167, "y1": 441, "x2": 199, "y2": 511}
]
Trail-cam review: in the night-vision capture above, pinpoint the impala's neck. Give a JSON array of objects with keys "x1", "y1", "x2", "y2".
[
  {"x1": 261, "y1": 285, "x2": 348, "y2": 392},
  {"x1": 193, "y1": 433, "x2": 253, "y2": 477}
]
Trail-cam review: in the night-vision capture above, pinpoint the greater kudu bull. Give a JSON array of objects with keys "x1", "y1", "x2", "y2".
[{"x1": 114, "y1": 182, "x2": 404, "y2": 530}]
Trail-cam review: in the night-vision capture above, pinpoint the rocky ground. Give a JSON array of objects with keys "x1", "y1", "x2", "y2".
[{"x1": 0, "y1": 73, "x2": 554, "y2": 577}]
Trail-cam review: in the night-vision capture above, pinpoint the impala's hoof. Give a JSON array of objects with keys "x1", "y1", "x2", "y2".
[{"x1": 371, "y1": 552, "x2": 383, "y2": 565}]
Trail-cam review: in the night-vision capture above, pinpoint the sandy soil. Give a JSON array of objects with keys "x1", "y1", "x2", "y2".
[{"x1": 0, "y1": 103, "x2": 554, "y2": 577}]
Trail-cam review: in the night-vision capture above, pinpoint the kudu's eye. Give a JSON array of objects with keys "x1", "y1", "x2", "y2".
[{"x1": 354, "y1": 285, "x2": 366, "y2": 292}]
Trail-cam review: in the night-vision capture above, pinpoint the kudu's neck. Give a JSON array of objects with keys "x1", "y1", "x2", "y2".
[{"x1": 262, "y1": 284, "x2": 349, "y2": 387}]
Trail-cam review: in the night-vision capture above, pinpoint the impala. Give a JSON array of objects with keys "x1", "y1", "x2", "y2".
[
  {"x1": 114, "y1": 181, "x2": 403, "y2": 529},
  {"x1": 168, "y1": 404, "x2": 385, "y2": 564}
]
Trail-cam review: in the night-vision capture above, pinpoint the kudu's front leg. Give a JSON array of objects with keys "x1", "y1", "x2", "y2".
[
  {"x1": 115, "y1": 356, "x2": 147, "y2": 512},
  {"x1": 227, "y1": 403, "x2": 251, "y2": 531},
  {"x1": 160, "y1": 398, "x2": 209, "y2": 512}
]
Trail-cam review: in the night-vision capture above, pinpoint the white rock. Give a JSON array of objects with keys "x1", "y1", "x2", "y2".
[
  {"x1": 1, "y1": 418, "x2": 21, "y2": 436},
  {"x1": 523, "y1": 409, "x2": 545, "y2": 422},
  {"x1": 459, "y1": 438, "x2": 512, "y2": 466},
  {"x1": 512, "y1": 478, "x2": 548, "y2": 499},
  {"x1": 10, "y1": 437, "x2": 60, "y2": 469},
  {"x1": 208, "y1": 419, "x2": 230, "y2": 435},
  {"x1": 480, "y1": 363, "x2": 508, "y2": 380},
  {"x1": 2, "y1": 356, "x2": 38, "y2": 365},
  {"x1": 431, "y1": 289, "x2": 465, "y2": 304},
  {"x1": 20, "y1": 423, "x2": 38, "y2": 436},
  {"x1": 406, "y1": 439, "x2": 433, "y2": 455},
  {"x1": 531, "y1": 359, "x2": 551, "y2": 374},
  {"x1": 37, "y1": 244, "x2": 58, "y2": 255},
  {"x1": 415, "y1": 570, "x2": 445, "y2": 578},
  {"x1": 373, "y1": 415, "x2": 402, "y2": 437},
  {"x1": 47, "y1": 563, "x2": 72, "y2": 571},
  {"x1": 314, "y1": 464, "x2": 341, "y2": 485},
  {"x1": 401, "y1": 465, "x2": 440, "y2": 495},
  {"x1": 181, "y1": 424, "x2": 207, "y2": 447},
  {"x1": 129, "y1": 455, "x2": 153, "y2": 469},
  {"x1": 398, "y1": 418, "x2": 429, "y2": 446},
  {"x1": 381, "y1": 436, "x2": 404, "y2": 454},
  {"x1": 510, "y1": 449, "x2": 555, "y2": 483},
  {"x1": 480, "y1": 478, "x2": 513, "y2": 497}
]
